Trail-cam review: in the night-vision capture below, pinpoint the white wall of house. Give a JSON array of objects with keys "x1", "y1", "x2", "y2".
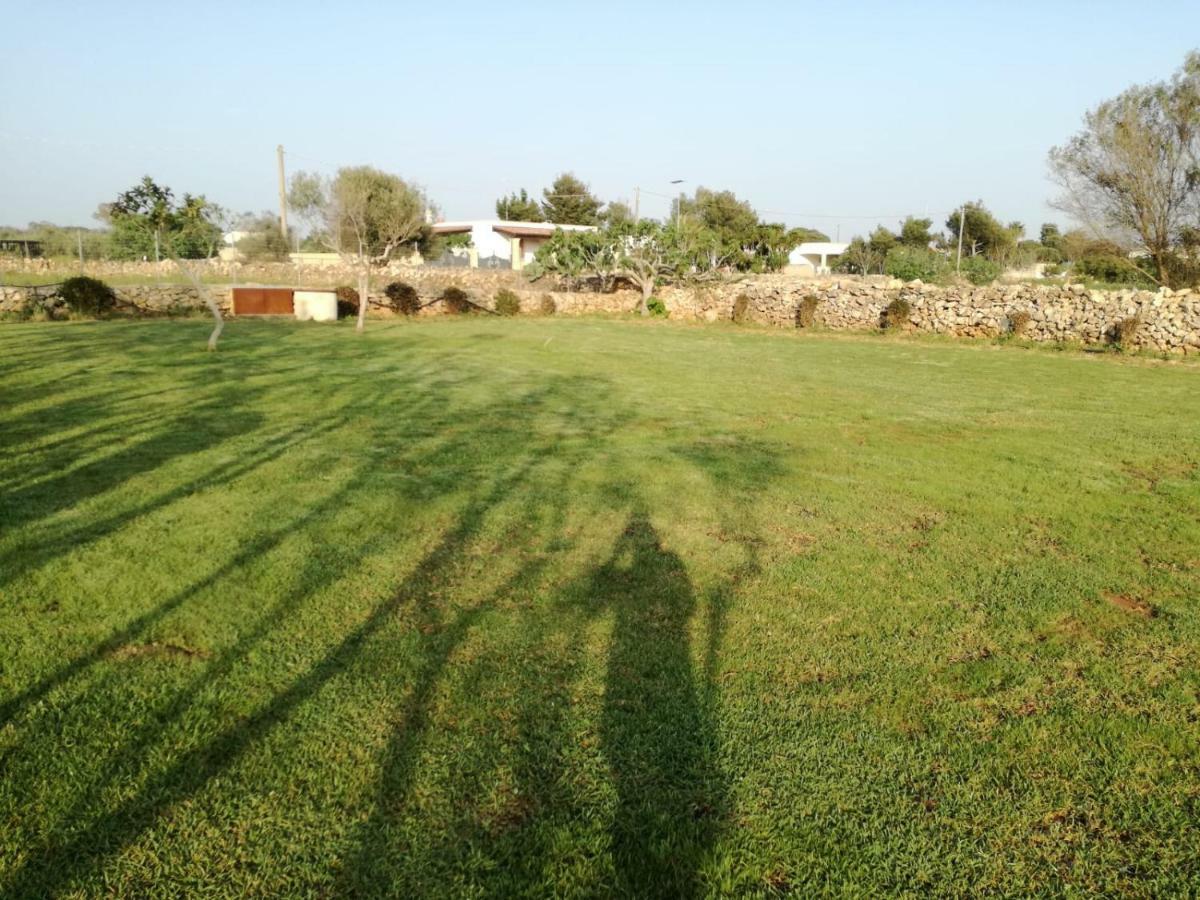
[
  {"x1": 787, "y1": 242, "x2": 849, "y2": 275},
  {"x1": 432, "y1": 221, "x2": 595, "y2": 266}
]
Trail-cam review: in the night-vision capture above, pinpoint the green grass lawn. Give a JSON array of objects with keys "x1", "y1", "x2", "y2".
[{"x1": 1, "y1": 318, "x2": 1198, "y2": 897}]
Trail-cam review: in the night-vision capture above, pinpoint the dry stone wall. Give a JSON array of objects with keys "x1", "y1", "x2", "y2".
[
  {"x1": 659, "y1": 276, "x2": 1200, "y2": 354},
  {"x1": 4, "y1": 269, "x2": 1199, "y2": 354}
]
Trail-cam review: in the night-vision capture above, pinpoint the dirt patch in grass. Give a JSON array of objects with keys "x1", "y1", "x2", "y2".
[
  {"x1": 1122, "y1": 457, "x2": 1197, "y2": 492},
  {"x1": 1103, "y1": 592, "x2": 1157, "y2": 618},
  {"x1": 111, "y1": 641, "x2": 210, "y2": 661}
]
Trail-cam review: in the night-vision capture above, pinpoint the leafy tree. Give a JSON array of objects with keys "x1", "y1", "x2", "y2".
[
  {"x1": 959, "y1": 256, "x2": 1001, "y2": 285},
  {"x1": 834, "y1": 236, "x2": 882, "y2": 276},
  {"x1": 613, "y1": 220, "x2": 677, "y2": 315},
  {"x1": 541, "y1": 173, "x2": 603, "y2": 225},
  {"x1": 945, "y1": 201, "x2": 1021, "y2": 264},
  {"x1": 884, "y1": 246, "x2": 947, "y2": 282},
  {"x1": 1049, "y1": 51, "x2": 1200, "y2": 285},
  {"x1": 100, "y1": 176, "x2": 222, "y2": 261},
  {"x1": 602, "y1": 200, "x2": 634, "y2": 226},
  {"x1": 791, "y1": 226, "x2": 831, "y2": 243},
  {"x1": 1039, "y1": 223, "x2": 1062, "y2": 251},
  {"x1": 672, "y1": 187, "x2": 815, "y2": 272},
  {"x1": 496, "y1": 188, "x2": 543, "y2": 221},
  {"x1": 867, "y1": 225, "x2": 897, "y2": 260},
  {"x1": 236, "y1": 213, "x2": 291, "y2": 261},
  {"x1": 898, "y1": 216, "x2": 934, "y2": 248},
  {"x1": 289, "y1": 166, "x2": 434, "y2": 332}
]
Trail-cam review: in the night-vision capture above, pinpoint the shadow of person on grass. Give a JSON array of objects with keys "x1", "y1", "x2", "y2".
[{"x1": 592, "y1": 512, "x2": 724, "y2": 898}]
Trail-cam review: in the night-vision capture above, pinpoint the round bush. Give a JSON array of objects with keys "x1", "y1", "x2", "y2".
[
  {"x1": 440, "y1": 287, "x2": 471, "y2": 314},
  {"x1": 335, "y1": 285, "x2": 360, "y2": 319},
  {"x1": 384, "y1": 281, "x2": 420, "y2": 315},
  {"x1": 58, "y1": 276, "x2": 117, "y2": 317},
  {"x1": 795, "y1": 295, "x2": 820, "y2": 328},
  {"x1": 494, "y1": 289, "x2": 520, "y2": 316},
  {"x1": 1008, "y1": 310, "x2": 1032, "y2": 337},
  {"x1": 959, "y1": 256, "x2": 1001, "y2": 286},
  {"x1": 1109, "y1": 316, "x2": 1141, "y2": 348},
  {"x1": 884, "y1": 247, "x2": 947, "y2": 283},
  {"x1": 539, "y1": 293, "x2": 557, "y2": 316},
  {"x1": 731, "y1": 294, "x2": 751, "y2": 324},
  {"x1": 882, "y1": 297, "x2": 911, "y2": 330}
]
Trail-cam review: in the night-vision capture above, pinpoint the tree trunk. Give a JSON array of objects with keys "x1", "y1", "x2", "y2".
[
  {"x1": 1155, "y1": 251, "x2": 1170, "y2": 287},
  {"x1": 638, "y1": 278, "x2": 652, "y2": 316},
  {"x1": 171, "y1": 255, "x2": 223, "y2": 351},
  {"x1": 356, "y1": 266, "x2": 369, "y2": 333}
]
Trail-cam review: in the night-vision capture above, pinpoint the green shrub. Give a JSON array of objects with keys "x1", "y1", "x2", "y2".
[
  {"x1": 441, "y1": 286, "x2": 472, "y2": 314},
  {"x1": 494, "y1": 289, "x2": 521, "y2": 316},
  {"x1": 1042, "y1": 262, "x2": 1064, "y2": 278},
  {"x1": 384, "y1": 281, "x2": 420, "y2": 315},
  {"x1": 960, "y1": 256, "x2": 1001, "y2": 285},
  {"x1": 335, "y1": 285, "x2": 359, "y2": 318},
  {"x1": 884, "y1": 246, "x2": 947, "y2": 282},
  {"x1": 539, "y1": 293, "x2": 557, "y2": 316},
  {"x1": 646, "y1": 296, "x2": 667, "y2": 318},
  {"x1": 731, "y1": 293, "x2": 751, "y2": 324},
  {"x1": 58, "y1": 276, "x2": 117, "y2": 317},
  {"x1": 795, "y1": 294, "x2": 820, "y2": 328},
  {"x1": 236, "y1": 228, "x2": 290, "y2": 262},
  {"x1": 1109, "y1": 316, "x2": 1141, "y2": 349},
  {"x1": 1075, "y1": 254, "x2": 1151, "y2": 286},
  {"x1": 882, "y1": 297, "x2": 911, "y2": 330},
  {"x1": 1008, "y1": 310, "x2": 1032, "y2": 337}
]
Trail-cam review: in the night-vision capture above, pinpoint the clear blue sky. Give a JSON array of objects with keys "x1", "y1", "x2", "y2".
[{"x1": 2, "y1": 0, "x2": 1198, "y2": 241}]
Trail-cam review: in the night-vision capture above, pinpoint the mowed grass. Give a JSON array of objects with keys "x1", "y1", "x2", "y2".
[{"x1": 1, "y1": 317, "x2": 1198, "y2": 897}]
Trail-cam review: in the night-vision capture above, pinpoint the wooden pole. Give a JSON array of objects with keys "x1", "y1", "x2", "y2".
[
  {"x1": 955, "y1": 206, "x2": 965, "y2": 275},
  {"x1": 277, "y1": 144, "x2": 288, "y2": 239}
]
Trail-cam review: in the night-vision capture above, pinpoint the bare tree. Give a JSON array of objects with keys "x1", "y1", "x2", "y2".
[
  {"x1": 288, "y1": 166, "x2": 432, "y2": 332},
  {"x1": 1049, "y1": 52, "x2": 1200, "y2": 285},
  {"x1": 171, "y1": 254, "x2": 223, "y2": 351}
]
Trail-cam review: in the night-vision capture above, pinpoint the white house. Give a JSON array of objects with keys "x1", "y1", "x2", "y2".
[
  {"x1": 787, "y1": 242, "x2": 849, "y2": 276},
  {"x1": 430, "y1": 220, "x2": 596, "y2": 270}
]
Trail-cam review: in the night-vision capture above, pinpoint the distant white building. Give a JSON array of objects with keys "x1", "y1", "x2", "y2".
[
  {"x1": 787, "y1": 242, "x2": 849, "y2": 276},
  {"x1": 430, "y1": 220, "x2": 596, "y2": 270}
]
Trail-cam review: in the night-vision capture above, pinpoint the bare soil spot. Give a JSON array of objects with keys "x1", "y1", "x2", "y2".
[
  {"x1": 112, "y1": 641, "x2": 210, "y2": 661},
  {"x1": 1103, "y1": 592, "x2": 1157, "y2": 618}
]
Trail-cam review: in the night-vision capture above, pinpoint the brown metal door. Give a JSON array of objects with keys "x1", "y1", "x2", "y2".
[{"x1": 233, "y1": 287, "x2": 294, "y2": 315}]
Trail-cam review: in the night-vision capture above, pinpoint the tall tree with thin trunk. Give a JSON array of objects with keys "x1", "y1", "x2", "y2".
[
  {"x1": 1049, "y1": 51, "x2": 1200, "y2": 286},
  {"x1": 288, "y1": 166, "x2": 432, "y2": 332}
]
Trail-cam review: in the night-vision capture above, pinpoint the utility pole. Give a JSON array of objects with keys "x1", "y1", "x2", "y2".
[
  {"x1": 77, "y1": 229, "x2": 84, "y2": 272},
  {"x1": 276, "y1": 144, "x2": 288, "y2": 239},
  {"x1": 956, "y1": 206, "x2": 965, "y2": 275},
  {"x1": 633, "y1": 187, "x2": 640, "y2": 223}
]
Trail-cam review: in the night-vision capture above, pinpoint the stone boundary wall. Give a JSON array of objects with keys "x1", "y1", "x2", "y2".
[
  {"x1": 3, "y1": 272, "x2": 1199, "y2": 354},
  {"x1": 656, "y1": 276, "x2": 1200, "y2": 353}
]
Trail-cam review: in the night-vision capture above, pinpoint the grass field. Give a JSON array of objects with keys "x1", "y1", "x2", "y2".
[{"x1": 1, "y1": 318, "x2": 1198, "y2": 897}]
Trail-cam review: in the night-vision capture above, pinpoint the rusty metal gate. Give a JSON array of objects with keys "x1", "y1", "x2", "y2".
[{"x1": 232, "y1": 287, "x2": 294, "y2": 315}]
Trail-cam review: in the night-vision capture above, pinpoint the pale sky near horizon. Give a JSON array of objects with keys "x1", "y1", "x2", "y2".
[{"x1": 2, "y1": 1, "x2": 1198, "y2": 241}]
